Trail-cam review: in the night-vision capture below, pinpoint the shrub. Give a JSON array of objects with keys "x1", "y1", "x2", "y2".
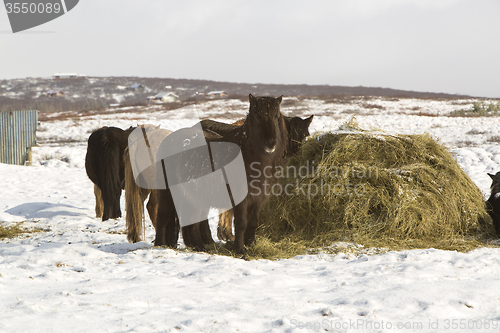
[{"x1": 451, "y1": 101, "x2": 500, "y2": 117}]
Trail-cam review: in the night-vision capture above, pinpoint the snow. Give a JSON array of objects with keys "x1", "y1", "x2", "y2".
[{"x1": 1, "y1": 98, "x2": 500, "y2": 332}]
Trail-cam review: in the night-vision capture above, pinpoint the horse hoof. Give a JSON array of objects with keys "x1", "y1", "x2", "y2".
[
  {"x1": 234, "y1": 247, "x2": 245, "y2": 257},
  {"x1": 203, "y1": 239, "x2": 215, "y2": 246},
  {"x1": 187, "y1": 244, "x2": 206, "y2": 252}
]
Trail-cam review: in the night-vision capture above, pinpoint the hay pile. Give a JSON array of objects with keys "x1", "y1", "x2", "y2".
[{"x1": 256, "y1": 119, "x2": 495, "y2": 256}]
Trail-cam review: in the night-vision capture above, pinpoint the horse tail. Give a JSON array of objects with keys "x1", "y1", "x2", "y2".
[
  {"x1": 99, "y1": 134, "x2": 122, "y2": 221},
  {"x1": 124, "y1": 147, "x2": 145, "y2": 243},
  {"x1": 94, "y1": 184, "x2": 104, "y2": 218},
  {"x1": 217, "y1": 209, "x2": 234, "y2": 241}
]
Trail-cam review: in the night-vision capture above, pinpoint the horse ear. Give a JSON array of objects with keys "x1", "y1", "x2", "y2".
[
  {"x1": 276, "y1": 95, "x2": 283, "y2": 104},
  {"x1": 305, "y1": 115, "x2": 314, "y2": 125},
  {"x1": 249, "y1": 94, "x2": 255, "y2": 103},
  {"x1": 488, "y1": 173, "x2": 495, "y2": 180}
]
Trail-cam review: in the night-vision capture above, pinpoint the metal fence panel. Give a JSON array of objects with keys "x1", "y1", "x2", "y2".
[{"x1": 0, "y1": 110, "x2": 38, "y2": 165}]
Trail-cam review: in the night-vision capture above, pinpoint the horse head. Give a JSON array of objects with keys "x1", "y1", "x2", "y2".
[
  {"x1": 285, "y1": 115, "x2": 314, "y2": 157},
  {"x1": 488, "y1": 172, "x2": 500, "y2": 198},
  {"x1": 246, "y1": 94, "x2": 286, "y2": 156}
]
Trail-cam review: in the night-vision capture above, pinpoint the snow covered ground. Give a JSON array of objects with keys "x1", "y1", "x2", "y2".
[{"x1": 1, "y1": 97, "x2": 500, "y2": 332}]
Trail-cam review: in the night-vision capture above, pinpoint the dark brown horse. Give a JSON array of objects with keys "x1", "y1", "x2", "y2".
[
  {"x1": 283, "y1": 115, "x2": 314, "y2": 157},
  {"x1": 202, "y1": 115, "x2": 314, "y2": 241},
  {"x1": 154, "y1": 94, "x2": 288, "y2": 254},
  {"x1": 85, "y1": 126, "x2": 133, "y2": 221},
  {"x1": 229, "y1": 95, "x2": 288, "y2": 254}
]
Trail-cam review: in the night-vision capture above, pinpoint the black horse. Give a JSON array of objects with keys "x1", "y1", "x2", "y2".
[
  {"x1": 486, "y1": 172, "x2": 500, "y2": 236},
  {"x1": 85, "y1": 126, "x2": 133, "y2": 221},
  {"x1": 154, "y1": 95, "x2": 288, "y2": 254}
]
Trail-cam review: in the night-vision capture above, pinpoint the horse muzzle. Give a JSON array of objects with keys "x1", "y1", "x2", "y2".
[
  {"x1": 261, "y1": 124, "x2": 278, "y2": 154},
  {"x1": 262, "y1": 138, "x2": 277, "y2": 154},
  {"x1": 263, "y1": 145, "x2": 277, "y2": 154}
]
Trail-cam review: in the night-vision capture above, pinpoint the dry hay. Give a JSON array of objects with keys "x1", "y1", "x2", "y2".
[
  {"x1": 0, "y1": 222, "x2": 43, "y2": 240},
  {"x1": 254, "y1": 119, "x2": 497, "y2": 258}
]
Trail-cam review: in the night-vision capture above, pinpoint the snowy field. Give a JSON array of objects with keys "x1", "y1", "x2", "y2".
[{"x1": 1, "y1": 97, "x2": 500, "y2": 332}]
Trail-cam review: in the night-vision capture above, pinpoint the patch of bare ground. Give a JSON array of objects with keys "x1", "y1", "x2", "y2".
[
  {"x1": 38, "y1": 101, "x2": 195, "y2": 122},
  {"x1": 0, "y1": 222, "x2": 44, "y2": 240},
  {"x1": 406, "y1": 111, "x2": 441, "y2": 117},
  {"x1": 360, "y1": 103, "x2": 385, "y2": 110},
  {"x1": 451, "y1": 100, "x2": 475, "y2": 106},
  {"x1": 312, "y1": 94, "x2": 373, "y2": 104},
  {"x1": 37, "y1": 138, "x2": 84, "y2": 146},
  {"x1": 486, "y1": 136, "x2": 500, "y2": 144},
  {"x1": 455, "y1": 141, "x2": 478, "y2": 148},
  {"x1": 382, "y1": 97, "x2": 401, "y2": 102},
  {"x1": 341, "y1": 108, "x2": 377, "y2": 115},
  {"x1": 106, "y1": 230, "x2": 127, "y2": 235},
  {"x1": 202, "y1": 102, "x2": 246, "y2": 112},
  {"x1": 467, "y1": 129, "x2": 488, "y2": 135},
  {"x1": 448, "y1": 112, "x2": 489, "y2": 118}
]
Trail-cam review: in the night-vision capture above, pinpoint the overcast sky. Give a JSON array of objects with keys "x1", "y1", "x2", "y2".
[{"x1": 1, "y1": 0, "x2": 499, "y2": 97}]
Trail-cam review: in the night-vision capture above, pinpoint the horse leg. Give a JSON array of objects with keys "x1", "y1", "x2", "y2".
[
  {"x1": 233, "y1": 203, "x2": 248, "y2": 255},
  {"x1": 181, "y1": 223, "x2": 192, "y2": 247},
  {"x1": 114, "y1": 189, "x2": 123, "y2": 219},
  {"x1": 102, "y1": 196, "x2": 112, "y2": 221},
  {"x1": 199, "y1": 219, "x2": 215, "y2": 245},
  {"x1": 181, "y1": 223, "x2": 206, "y2": 251},
  {"x1": 146, "y1": 190, "x2": 158, "y2": 229},
  {"x1": 243, "y1": 203, "x2": 259, "y2": 247},
  {"x1": 94, "y1": 184, "x2": 104, "y2": 219},
  {"x1": 217, "y1": 209, "x2": 234, "y2": 241},
  {"x1": 154, "y1": 189, "x2": 179, "y2": 248}
]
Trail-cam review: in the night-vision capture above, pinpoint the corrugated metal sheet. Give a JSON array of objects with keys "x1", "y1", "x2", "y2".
[{"x1": 0, "y1": 110, "x2": 38, "y2": 165}]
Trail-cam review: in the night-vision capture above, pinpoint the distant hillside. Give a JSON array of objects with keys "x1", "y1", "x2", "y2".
[{"x1": 0, "y1": 76, "x2": 473, "y2": 114}]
